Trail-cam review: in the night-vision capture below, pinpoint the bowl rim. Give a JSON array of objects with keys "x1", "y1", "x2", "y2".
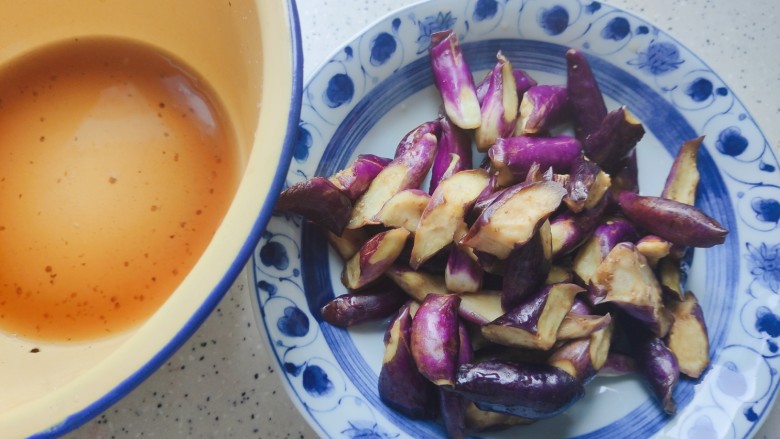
[{"x1": 15, "y1": 0, "x2": 303, "y2": 437}]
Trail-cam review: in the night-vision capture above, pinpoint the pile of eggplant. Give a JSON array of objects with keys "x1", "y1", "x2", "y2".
[{"x1": 277, "y1": 29, "x2": 728, "y2": 437}]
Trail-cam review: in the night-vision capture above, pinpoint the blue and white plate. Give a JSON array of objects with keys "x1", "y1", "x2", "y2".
[{"x1": 250, "y1": 0, "x2": 780, "y2": 437}]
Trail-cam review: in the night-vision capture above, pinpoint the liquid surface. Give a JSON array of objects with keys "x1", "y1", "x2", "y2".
[{"x1": 0, "y1": 38, "x2": 239, "y2": 341}]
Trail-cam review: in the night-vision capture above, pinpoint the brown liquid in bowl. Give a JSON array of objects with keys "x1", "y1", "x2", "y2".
[{"x1": 0, "y1": 38, "x2": 240, "y2": 341}]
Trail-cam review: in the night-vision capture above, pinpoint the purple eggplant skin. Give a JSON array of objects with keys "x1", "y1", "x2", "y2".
[
  {"x1": 475, "y1": 52, "x2": 520, "y2": 152},
  {"x1": 411, "y1": 293, "x2": 462, "y2": 387},
  {"x1": 348, "y1": 123, "x2": 439, "y2": 229},
  {"x1": 661, "y1": 136, "x2": 703, "y2": 206},
  {"x1": 617, "y1": 191, "x2": 728, "y2": 248},
  {"x1": 583, "y1": 106, "x2": 646, "y2": 174},
  {"x1": 378, "y1": 301, "x2": 440, "y2": 419},
  {"x1": 329, "y1": 154, "x2": 392, "y2": 201},
  {"x1": 439, "y1": 322, "x2": 474, "y2": 439},
  {"x1": 341, "y1": 228, "x2": 410, "y2": 290},
  {"x1": 464, "y1": 402, "x2": 534, "y2": 432},
  {"x1": 453, "y1": 359, "x2": 585, "y2": 420},
  {"x1": 666, "y1": 291, "x2": 709, "y2": 378},
  {"x1": 515, "y1": 85, "x2": 570, "y2": 136},
  {"x1": 634, "y1": 331, "x2": 680, "y2": 415},
  {"x1": 610, "y1": 149, "x2": 639, "y2": 195},
  {"x1": 277, "y1": 176, "x2": 353, "y2": 235},
  {"x1": 599, "y1": 352, "x2": 637, "y2": 377},
  {"x1": 393, "y1": 120, "x2": 442, "y2": 159},
  {"x1": 549, "y1": 322, "x2": 613, "y2": 383},
  {"x1": 321, "y1": 286, "x2": 408, "y2": 327},
  {"x1": 326, "y1": 228, "x2": 369, "y2": 260},
  {"x1": 550, "y1": 195, "x2": 609, "y2": 258},
  {"x1": 445, "y1": 245, "x2": 484, "y2": 294},
  {"x1": 429, "y1": 30, "x2": 481, "y2": 129},
  {"x1": 501, "y1": 221, "x2": 552, "y2": 311},
  {"x1": 636, "y1": 235, "x2": 672, "y2": 268},
  {"x1": 566, "y1": 48, "x2": 608, "y2": 142},
  {"x1": 430, "y1": 114, "x2": 473, "y2": 194},
  {"x1": 563, "y1": 155, "x2": 605, "y2": 212},
  {"x1": 571, "y1": 216, "x2": 639, "y2": 286},
  {"x1": 489, "y1": 135, "x2": 583, "y2": 187},
  {"x1": 476, "y1": 67, "x2": 538, "y2": 104}
]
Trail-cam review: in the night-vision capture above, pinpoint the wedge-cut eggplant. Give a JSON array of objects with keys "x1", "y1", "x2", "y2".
[
  {"x1": 599, "y1": 352, "x2": 636, "y2": 377},
  {"x1": 566, "y1": 48, "x2": 608, "y2": 142},
  {"x1": 617, "y1": 191, "x2": 727, "y2": 248},
  {"x1": 476, "y1": 67, "x2": 538, "y2": 104},
  {"x1": 446, "y1": 244, "x2": 484, "y2": 294},
  {"x1": 321, "y1": 284, "x2": 408, "y2": 327},
  {"x1": 583, "y1": 106, "x2": 645, "y2": 174},
  {"x1": 546, "y1": 265, "x2": 574, "y2": 284},
  {"x1": 379, "y1": 302, "x2": 439, "y2": 419},
  {"x1": 475, "y1": 52, "x2": 519, "y2": 152},
  {"x1": 636, "y1": 235, "x2": 672, "y2": 268},
  {"x1": 482, "y1": 283, "x2": 583, "y2": 350},
  {"x1": 464, "y1": 402, "x2": 534, "y2": 433},
  {"x1": 429, "y1": 30, "x2": 481, "y2": 129},
  {"x1": 610, "y1": 149, "x2": 639, "y2": 194},
  {"x1": 632, "y1": 327, "x2": 680, "y2": 415},
  {"x1": 571, "y1": 217, "x2": 638, "y2": 286},
  {"x1": 489, "y1": 136, "x2": 583, "y2": 187},
  {"x1": 393, "y1": 120, "x2": 442, "y2": 159},
  {"x1": 430, "y1": 114, "x2": 473, "y2": 194},
  {"x1": 439, "y1": 323, "x2": 474, "y2": 439},
  {"x1": 550, "y1": 196, "x2": 609, "y2": 258},
  {"x1": 658, "y1": 257, "x2": 684, "y2": 301},
  {"x1": 666, "y1": 291, "x2": 709, "y2": 378},
  {"x1": 592, "y1": 243, "x2": 671, "y2": 337},
  {"x1": 329, "y1": 154, "x2": 392, "y2": 201},
  {"x1": 327, "y1": 228, "x2": 369, "y2": 260},
  {"x1": 386, "y1": 264, "x2": 447, "y2": 302},
  {"x1": 348, "y1": 122, "x2": 439, "y2": 229},
  {"x1": 549, "y1": 322, "x2": 613, "y2": 383},
  {"x1": 461, "y1": 181, "x2": 567, "y2": 259},
  {"x1": 515, "y1": 85, "x2": 570, "y2": 136},
  {"x1": 501, "y1": 220, "x2": 552, "y2": 310},
  {"x1": 562, "y1": 156, "x2": 610, "y2": 213},
  {"x1": 411, "y1": 293, "x2": 461, "y2": 386},
  {"x1": 454, "y1": 359, "x2": 585, "y2": 419},
  {"x1": 374, "y1": 189, "x2": 431, "y2": 232},
  {"x1": 556, "y1": 312, "x2": 612, "y2": 341},
  {"x1": 342, "y1": 228, "x2": 410, "y2": 290},
  {"x1": 411, "y1": 169, "x2": 490, "y2": 268},
  {"x1": 458, "y1": 290, "x2": 504, "y2": 326},
  {"x1": 277, "y1": 176, "x2": 353, "y2": 235},
  {"x1": 661, "y1": 136, "x2": 703, "y2": 206}
]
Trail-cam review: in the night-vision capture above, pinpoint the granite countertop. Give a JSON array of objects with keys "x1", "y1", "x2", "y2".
[{"x1": 68, "y1": 0, "x2": 780, "y2": 437}]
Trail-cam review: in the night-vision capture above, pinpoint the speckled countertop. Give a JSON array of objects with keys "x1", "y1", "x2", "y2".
[{"x1": 67, "y1": 0, "x2": 780, "y2": 438}]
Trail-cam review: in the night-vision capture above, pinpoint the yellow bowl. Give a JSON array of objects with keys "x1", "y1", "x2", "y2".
[{"x1": 0, "y1": 0, "x2": 301, "y2": 436}]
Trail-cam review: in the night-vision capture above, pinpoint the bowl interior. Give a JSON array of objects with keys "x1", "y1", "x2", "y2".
[{"x1": 0, "y1": 0, "x2": 298, "y2": 436}]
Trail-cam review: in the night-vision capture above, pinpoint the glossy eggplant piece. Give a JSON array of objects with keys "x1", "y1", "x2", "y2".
[
  {"x1": 566, "y1": 48, "x2": 608, "y2": 142},
  {"x1": 329, "y1": 154, "x2": 392, "y2": 201},
  {"x1": 583, "y1": 106, "x2": 645, "y2": 174},
  {"x1": 429, "y1": 30, "x2": 481, "y2": 129},
  {"x1": 410, "y1": 293, "x2": 462, "y2": 386},
  {"x1": 666, "y1": 291, "x2": 709, "y2": 378},
  {"x1": 445, "y1": 244, "x2": 484, "y2": 294},
  {"x1": 476, "y1": 67, "x2": 538, "y2": 105},
  {"x1": 454, "y1": 359, "x2": 585, "y2": 419},
  {"x1": 430, "y1": 114, "x2": 473, "y2": 194},
  {"x1": 563, "y1": 156, "x2": 611, "y2": 213},
  {"x1": 550, "y1": 195, "x2": 609, "y2": 258},
  {"x1": 556, "y1": 312, "x2": 612, "y2": 341},
  {"x1": 549, "y1": 322, "x2": 613, "y2": 383},
  {"x1": 631, "y1": 326, "x2": 680, "y2": 415},
  {"x1": 501, "y1": 220, "x2": 553, "y2": 310},
  {"x1": 571, "y1": 217, "x2": 639, "y2": 286},
  {"x1": 342, "y1": 228, "x2": 410, "y2": 290},
  {"x1": 617, "y1": 191, "x2": 728, "y2": 248},
  {"x1": 464, "y1": 402, "x2": 534, "y2": 433},
  {"x1": 599, "y1": 352, "x2": 636, "y2": 377},
  {"x1": 321, "y1": 285, "x2": 408, "y2": 327},
  {"x1": 661, "y1": 136, "x2": 703, "y2": 206},
  {"x1": 475, "y1": 52, "x2": 519, "y2": 152},
  {"x1": 457, "y1": 290, "x2": 504, "y2": 326},
  {"x1": 374, "y1": 189, "x2": 431, "y2": 233},
  {"x1": 379, "y1": 302, "x2": 439, "y2": 419},
  {"x1": 326, "y1": 228, "x2": 369, "y2": 260},
  {"x1": 385, "y1": 264, "x2": 447, "y2": 302},
  {"x1": 439, "y1": 323, "x2": 474, "y2": 439},
  {"x1": 488, "y1": 135, "x2": 583, "y2": 187},
  {"x1": 658, "y1": 257, "x2": 685, "y2": 301},
  {"x1": 515, "y1": 85, "x2": 570, "y2": 136},
  {"x1": 276, "y1": 176, "x2": 353, "y2": 235},
  {"x1": 636, "y1": 235, "x2": 672, "y2": 268}
]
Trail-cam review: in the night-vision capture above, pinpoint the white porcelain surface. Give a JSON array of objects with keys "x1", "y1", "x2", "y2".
[{"x1": 68, "y1": 0, "x2": 780, "y2": 438}]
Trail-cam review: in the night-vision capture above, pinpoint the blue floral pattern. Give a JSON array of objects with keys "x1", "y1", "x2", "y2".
[{"x1": 251, "y1": 0, "x2": 780, "y2": 438}]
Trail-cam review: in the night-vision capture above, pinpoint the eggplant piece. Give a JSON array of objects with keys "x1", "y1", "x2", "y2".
[
  {"x1": 326, "y1": 228, "x2": 369, "y2": 260},
  {"x1": 454, "y1": 359, "x2": 585, "y2": 420},
  {"x1": 482, "y1": 283, "x2": 583, "y2": 350},
  {"x1": 583, "y1": 106, "x2": 645, "y2": 174},
  {"x1": 501, "y1": 219, "x2": 553, "y2": 310},
  {"x1": 411, "y1": 169, "x2": 490, "y2": 268},
  {"x1": 515, "y1": 85, "x2": 570, "y2": 136},
  {"x1": 393, "y1": 120, "x2": 442, "y2": 159},
  {"x1": 342, "y1": 228, "x2": 410, "y2": 290},
  {"x1": 636, "y1": 235, "x2": 672, "y2": 268},
  {"x1": 386, "y1": 264, "x2": 447, "y2": 302},
  {"x1": 591, "y1": 242, "x2": 672, "y2": 337},
  {"x1": 549, "y1": 322, "x2": 613, "y2": 383},
  {"x1": 546, "y1": 265, "x2": 574, "y2": 284},
  {"x1": 566, "y1": 48, "x2": 608, "y2": 142},
  {"x1": 458, "y1": 290, "x2": 504, "y2": 326},
  {"x1": 666, "y1": 291, "x2": 709, "y2": 378},
  {"x1": 563, "y1": 156, "x2": 611, "y2": 213},
  {"x1": 430, "y1": 114, "x2": 473, "y2": 194},
  {"x1": 276, "y1": 176, "x2": 353, "y2": 235},
  {"x1": 658, "y1": 257, "x2": 684, "y2": 301},
  {"x1": 411, "y1": 293, "x2": 461, "y2": 386},
  {"x1": 476, "y1": 67, "x2": 538, "y2": 105},
  {"x1": 489, "y1": 135, "x2": 583, "y2": 187},
  {"x1": 429, "y1": 30, "x2": 481, "y2": 129},
  {"x1": 571, "y1": 217, "x2": 639, "y2": 286},
  {"x1": 550, "y1": 195, "x2": 609, "y2": 258},
  {"x1": 461, "y1": 180, "x2": 567, "y2": 259},
  {"x1": 445, "y1": 244, "x2": 484, "y2": 294},
  {"x1": 633, "y1": 329, "x2": 680, "y2": 415},
  {"x1": 661, "y1": 136, "x2": 703, "y2": 206},
  {"x1": 610, "y1": 149, "x2": 639, "y2": 194},
  {"x1": 474, "y1": 52, "x2": 519, "y2": 152},
  {"x1": 464, "y1": 402, "x2": 534, "y2": 433},
  {"x1": 321, "y1": 285, "x2": 408, "y2": 327},
  {"x1": 329, "y1": 154, "x2": 392, "y2": 201},
  {"x1": 374, "y1": 189, "x2": 431, "y2": 233},
  {"x1": 617, "y1": 191, "x2": 728, "y2": 248},
  {"x1": 348, "y1": 122, "x2": 439, "y2": 229},
  {"x1": 599, "y1": 352, "x2": 637, "y2": 377},
  {"x1": 556, "y1": 312, "x2": 613, "y2": 341},
  {"x1": 439, "y1": 323, "x2": 474, "y2": 439},
  {"x1": 378, "y1": 302, "x2": 439, "y2": 419}
]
